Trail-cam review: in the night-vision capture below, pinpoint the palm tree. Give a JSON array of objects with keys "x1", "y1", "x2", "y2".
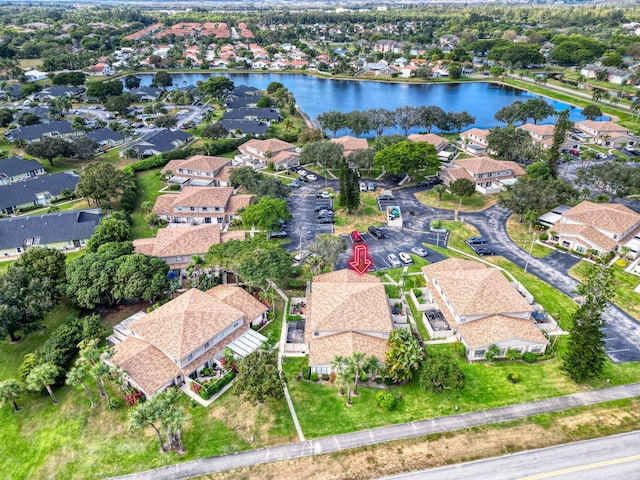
[
  {"x1": 592, "y1": 89, "x2": 603, "y2": 104},
  {"x1": 331, "y1": 355, "x2": 348, "y2": 395},
  {"x1": 433, "y1": 184, "x2": 447, "y2": 201},
  {"x1": 65, "y1": 362, "x2": 96, "y2": 408},
  {"x1": 26, "y1": 363, "x2": 60, "y2": 405},
  {"x1": 281, "y1": 118, "x2": 294, "y2": 133},
  {"x1": 164, "y1": 404, "x2": 189, "y2": 454},
  {"x1": 348, "y1": 352, "x2": 368, "y2": 396},
  {"x1": 364, "y1": 355, "x2": 383, "y2": 382},
  {"x1": 78, "y1": 339, "x2": 106, "y2": 398},
  {"x1": 0, "y1": 379, "x2": 23, "y2": 412},
  {"x1": 258, "y1": 288, "x2": 277, "y2": 313},
  {"x1": 130, "y1": 401, "x2": 166, "y2": 452},
  {"x1": 632, "y1": 99, "x2": 640, "y2": 122}
]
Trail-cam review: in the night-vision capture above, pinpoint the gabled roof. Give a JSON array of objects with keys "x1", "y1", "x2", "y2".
[
  {"x1": 132, "y1": 129, "x2": 191, "y2": 155},
  {"x1": 560, "y1": 201, "x2": 640, "y2": 235},
  {"x1": 0, "y1": 156, "x2": 44, "y2": 177},
  {"x1": 307, "y1": 269, "x2": 393, "y2": 338},
  {"x1": 329, "y1": 136, "x2": 369, "y2": 153},
  {"x1": 422, "y1": 259, "x2": 533, "y2": 317},
  {"x1": 205, "y1": 285, "x2": 267, "y2": 323},
  {"x1": 220, "y1": 119, "x2": 268, "y2": 135},
  {"x1": 222, "y1": 108, "x2": 281, "y2": 120},
  {"x1": 553, "y1": 223, "x2": 617, "y2": 251},
  {"x1": 407, "y1": 133, "x2": 447, "y2": 149},
  {"x1": 577, "y1": 120, "x2": 630, "y2": 134},
  {"x1": 6, "y1": 121, "x2": 74, "y2": 142},
  {"x1": 309, "y1": 331, "x2": 389, "y2": 366},
  {"x1": 458, "y1": 315, "x2": 548, "y2": 349},
  {"x1": 133, "y1": 224, "x2": 221, "y2": 258},
  {"x1": 0, "y1": 171, "x2": 80, "y2": 211},
  {"x1": 129, "y1": 288, "x2": 245, "y2": 360},
  {"x1": 172, "y1": 186, "x2": 234, "y2": 207},
  {"x1": 452, "y1": 156, "x2": 526, "y2": 176},
  {"x1": 161, "y1": 155, "x2": 231, "y2": 176},
  {"x1": 517, "y1": 123, "x2": 555, "y2": 137},
  {"x1": 239, "y1": 138, "x2": 296, "y2": 156},
  {"x1": 0, "y1": 209, "x2": 103, "y2": 249},
  {"x1": 86, "y1": 128, "x2": 124, "y2": 143}
]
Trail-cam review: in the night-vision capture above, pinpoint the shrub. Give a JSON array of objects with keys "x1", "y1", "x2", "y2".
[
  {"x1": 505, "y1": 349, "x2": 522, "y2": 361},
  {"x1": 328, "y1": 372, "x2": 337, "y2": 383},
  {"x1": 507, "y1": 372, "x2": 520, "y2": 384},
  {"x1": 615, "y1": 259, "x2": 628, "y2": 268},
  {"x1": 376, "y1": 391, "x2": 398, "y2": 411},
  {"x1": 321, "y1": 374, "x2": 329, "y2": 381},
  {"x1": 484, "y1": 344, "x2": 500, "y2": 362},
  {"x1": 310, "y1": 372, "x2": 319, "y2": 382},
  {"x1": 522, "y1": 352, "x2": 537, "y2": 363},
  {"x1": 190, "y1": 382, "x2": 202, "y2": 394},
  {"x1": 107, "y1": 399, "x2": 121, "y2": 410},
  {"x1": 538, "y1": 233, "x2": 549, "y2": 241},
  {"x1": 384, "y1": 377, "x2": 394, "y2": 386},
  {"x1": 122, "y1": 154, "x2": 171, "y2": 176},
  {"x1": 168, "y1": 184, "x2": 181, "y2": 191},
  {"x1": 555, "y1": 245, "x2": 568, "y2": 252},
  {"x1": 419, "y1": 354, "x2": 466, "y2": 393},
  {"x1": 303, "y1": 367, "x2": 311, "y2": 380},
  {"x1": 450, "y1": 341, "x2": 467, "y2": 359}
]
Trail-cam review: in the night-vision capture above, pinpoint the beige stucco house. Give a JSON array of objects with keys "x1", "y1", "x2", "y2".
[
  {"x1": 460, "y1": 128, "x2": 490, "y2": 156},
  {"x1": 236, "y1": 138, "x2": 301, "y2": 170},
  {"x1": 330, "y1": 135, "x2": 370, "y2": 157},
  {"x1": 421, "y1": 258, "x2": 549, "y2": 361},
  {"x1": 440, "y1": 156, "x2": 526, "y2": 194},
  {"x1": 575, "y1": 120, "x2": 637, "y2": 148},
  {"x1": 305, "y1": 269, "x2": 394, "y2": 374},
  {"x1": 161, "y1": 155, "x2": 235, "y2": 188},
  {"x1": 407, "y1": 133, "x2": 448, "y2": 152}
]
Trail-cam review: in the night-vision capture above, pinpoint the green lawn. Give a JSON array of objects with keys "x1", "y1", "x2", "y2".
[
  {"x1": 384, "y1": 284, "x2": 400, "y2": 298},
  {"x1": 415, "y1": 190, "x2": 497, "y2": 212},
  {"x1": 130, "y1": 168, "x2": 168, "y2": 239},
  {"x1": 505, "y1": 214, "x2": 554, "y2": 259},
  {"x1": 569, "y1": 261, "x2": 640, "y2": 321},
  {"x1": 405, "y1": 292, "x2": 430, "y2": 341}
]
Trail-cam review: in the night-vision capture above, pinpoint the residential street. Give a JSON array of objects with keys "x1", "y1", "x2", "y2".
[
  {"x1": 382, "y1": 430, "x2": 640, "y2": 480},
  {"x1": 108, "y1": 382, "x2": 640, "y2": 480}
]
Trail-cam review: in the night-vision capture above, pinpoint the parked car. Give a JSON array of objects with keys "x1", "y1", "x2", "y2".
[
  {"x1": 294, "y1": 250, "x2": 308, "y2": 262},
  {"x1": 378, "y1": 194, "x2": 394, "y2": 201},
  {"x1": 314, "y1": 205, "x2": 333, "y2": 212},
  {"x1": 318, "y1": 216, "x2": 334, "y2": 224},
  {"x1": 391, "y1": 174, "x2": 402, "y2": 183},
  {"x1": 288, "y1": 181, "x2": 301, "y2": 189},
  {"x1": 297, "y1": 169, "x2": 308, "y2": 176},
  {"x1": 398, "y1": 252, "x2": 413, "y2": 265},
  {"x1": 367, "y1": 182, "x2": 375, "y2": 191},
  {"x1": 411, "y1": 246, "x2": 429, "y2": 257},
  {"x1": 387, "y1": 253, "x2": 402, "y2": 267},
  {"x1": 351, "y1": 231, "x2": 364, "y2": 242},
  {"x1": 298, "y1": 176, "x2": 309, "y2": 182},
  {"x1": 317, "y1": 209, "x2": 333, "y2": 217},
  {"x1": 596, "y1": 153, "x2": 607, "y2": 160},
  {"x1": 306, "y1": 174, "x2": 318, "y2": 181},
  {"x1": 268, "y1": 230, "x2": 287, "y2": 238},
  {"x1": 416, "y1": 181, "x2": 430, "y2": 187},
  {"x1": 316, "y1": 191, "x2": 332, "y2": 199},
  {"x1": 466, "y1": 236, "x2": 487, "y2": 245},
  {"x1": 359, "y1": 182, "x2": 367, "y2": 192},
  {"x1": 474, "y1": 247, "x2": 495, "y2": 256},
  {"x1": 368, "y1": 226, "x2": 386, "y2": 239}
]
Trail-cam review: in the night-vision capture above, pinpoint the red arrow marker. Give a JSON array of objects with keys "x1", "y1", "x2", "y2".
[{"x1": 349, "y1": 243, "x2": 373, "y2": 274}]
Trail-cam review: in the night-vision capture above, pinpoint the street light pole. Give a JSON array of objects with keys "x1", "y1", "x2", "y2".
[
  {"x1": 299, "y1": 230, "x2": 311, "y2": 256},
  {"x1": 523, "y1": 232, "x2": 536, "y2": 275}
]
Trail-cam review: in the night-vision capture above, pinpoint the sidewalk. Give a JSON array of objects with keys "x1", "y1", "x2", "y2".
[{"x1": 108, "y1": 382, "x2": 640, "y2": 480}]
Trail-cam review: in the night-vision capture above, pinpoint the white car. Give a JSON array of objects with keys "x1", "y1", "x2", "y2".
[
  {"x1": 387, "y1": 254, "x2": 402, "y2": 267},
  {"x1": 294, "y1": 250, "x2": 309, "y2": 262},
  {"x1": 399, "y1": 252, "x2": 413, "y2": 265},
  {"x1": 359, "y1": 182, "x2": 367, "y2": 192},
  {"x1": 306, "y1": 174, "x2": 318, "y2": 181},
  {"x1": 297, "y1": 169, "x2": 308, "y2": 176},
  {"x1": 411, "y1": 246, "x2": 429, "y2": 257}
]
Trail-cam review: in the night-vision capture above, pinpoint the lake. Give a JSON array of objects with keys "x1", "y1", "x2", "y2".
[{"x1": 134, "y1": 72, "x2": 596, "y2": 135}]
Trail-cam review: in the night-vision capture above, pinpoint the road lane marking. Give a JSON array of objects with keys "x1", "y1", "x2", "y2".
[{"x1": 517, "y1": 454, "x2": 640, "y2": 480}]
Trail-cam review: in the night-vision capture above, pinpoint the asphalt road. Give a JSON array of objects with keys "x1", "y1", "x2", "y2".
[{"x1": 382, "y1": 430, "x2": 640, "y2": 480}]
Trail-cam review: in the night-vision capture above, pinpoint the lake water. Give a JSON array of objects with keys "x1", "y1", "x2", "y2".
[{"x1": 135, "y1": 72, "x2": 596, "y2": 135}]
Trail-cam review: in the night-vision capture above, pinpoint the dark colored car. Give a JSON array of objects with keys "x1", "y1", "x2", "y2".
[
  {"x1": 466, "y1": 236, "x2": 487, "y2": 245},
  {"x1": 391, "y1": 174, "x2": 402, "y2": 183},
  {"x1": 288, "y1": 181, "x2": 301, "y2": 189},
  {"x1": 474, "y1": 247, "x2": 495, "y2": 256},
  {"x1": 416, "y1": 181, "x2": 430, "y2": 187},
  {"x1": 368, "y1": 226, "x2": 386, "y2": 239},
  {"x1": 318, "y1": 217, "x2": 334, "y2": 224},
  {"x1": 314, "y1": 205, "x2": 333, "y2": 212},
  {"x1": 317, "y1": 209, "x2": 333, "y2": 217}
]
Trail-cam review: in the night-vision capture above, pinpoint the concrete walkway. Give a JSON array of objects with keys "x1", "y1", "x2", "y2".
[{"x1": 108, "y1": 382, "x2": 640, "y2": 480}]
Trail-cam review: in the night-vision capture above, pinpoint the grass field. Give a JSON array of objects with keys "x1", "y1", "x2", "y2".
[
  {"x1": 505, "y1": 214, "x2": 554, "y2": 259},
  {"x1": 130, "y1": 168, "x2": 168, "y2": 239},
  {"x1": 415, "y1": 190, "x2": 497, "y2": 212}
]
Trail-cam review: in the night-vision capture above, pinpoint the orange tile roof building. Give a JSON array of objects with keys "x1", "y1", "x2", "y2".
[
  {"x1": 421, "y1": 259, "x2": 548, "y2": 361},
  {"x1": 440, "y1": 156, "x2": 526, "y2": 194},
  {"x1": 161, "y1": 155, "x2": 234, "y2": 187},
  {"x1": 329, "y1": 135, "x2": 370, "y2": 157}
]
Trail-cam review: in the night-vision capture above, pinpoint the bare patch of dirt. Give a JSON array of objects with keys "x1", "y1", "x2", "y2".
[{"x1": 202, "y1": 400, "x2": 640, "y2": 480}]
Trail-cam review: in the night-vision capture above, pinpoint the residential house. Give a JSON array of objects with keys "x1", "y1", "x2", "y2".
[
  {"x1": 107, "y1": 286, "x2": 267, "y2": 399},
  {"x1": 133, "y1": 224, "x2": 245, "y2": 271},
  {"x1": 407, "y1": 133, "x2": 448, "y2": 152},
  {"x1": 374, "y1": 40, "x2": 401, "y2": 53},
  {"x1": 86, "y1": 128, "x2": 125, "y2": 149},
  {"x1": 161, "y1": 155, "x2": 234, "y2": 187},
  {"x1": 128, "y1": 129, "x2": 191, "y2": 157},
  {"x1": 548, "y1": 201, "x2": 640, "y2": 259},
  {"x1": 220, "y1": 119, "x2": 268, "y2": 136},
  {"x1": 0, "y1": 209, "x2": 103, "y2": 257},
  {"x1": 151, "y1": 186, "x2": 252, "y2": 228},
  {"x1": 330, "y1": 135, "x2": 370, "y2": 157},
  {"x1": 88, "y1": 63, "x2": 113, "y2": 76},
  {"x1": 460, "y1": 128, "x2": 490, "y2": 156},
  {"x1": 0, "y1": 171, "x2": 80, "y2": 215},
  {"x1": 575, "y1": 120, "x2": 636, "y2": 148},
  {"x1": 129, "y1": 87, "x2": 163, "y2": 102},
  {"x1": 236, "y1": 138, "x2": 301, "y2": 170},
  {"x1": 517, "y1": 123, "x2": 556, "y2": 149},
  {"x1": 5, "y1": 120, "x2": 75, "y2": 144},
  {"x1": 421, "y1": 259, "x2": 549, "y2": 361},
  {"x1": 33, "y1": 86, "x2": 83, "y2": 101},
  {"x1": 24, "y1": 69, "x2": 48, "y2": 82},
  {"x1": 0, "y1": 156, "x2": 45, "y2": 185},
  {"x1": 23, "y1": 105, "x2": 52, "y2": 123},
  {"x1": 225, "y1": 96, "x2": 259, "y2": 109},
  {"x1": 440, "y1": 156, "x2": 526, "y2": 194},
  {"x1": 305, "y1": 269, "x2": 394, "y2": 374},
  {"x1": 222, "y1": 108, "x2": 282, "y2": 124},
  {"x1": 580, "y1": 64, "x2": 633, "y2": 85}
]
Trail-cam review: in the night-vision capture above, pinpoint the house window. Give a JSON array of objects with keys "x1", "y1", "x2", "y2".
[
  {"x1": 190, "y1": 207, "x2": 195, "y2": 211},
  {"x1": 233, "y1": 321, "x2": 239, "y2": 328},
  {"x1": 204, "y1": 341, "x2": 210, "y2": 349},
  {"x1": 474, "y1": 349, "x2": 485, "y2": 358},
  {"x1": 187, "y1": 354, "x2": 193, "y2": 361},
  {"x1": 176, "y1": 256, "x2": 182, "y2": 262},
  {"x1": 313, "y1": 331, "x2": 319, "y2": 337},
  {"x1": 202, "y1": 207, "x2": 207, "y2": 212},
  {"x1": 214, "y1": 207, "x2": 220, "y2": 212},
  {"x1": 575, "y1": 245, "x2": 585, "y2": 254}
]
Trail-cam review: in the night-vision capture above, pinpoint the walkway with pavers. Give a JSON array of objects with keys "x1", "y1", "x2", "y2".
[{"x1": 109, "y1": 382, "x2": 640, "y2": 480}]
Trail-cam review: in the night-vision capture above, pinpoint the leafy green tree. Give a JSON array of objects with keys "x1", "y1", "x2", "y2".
[
  {"x1": 486, "y1": 125, "x2": 536, "y2": 163},
  {"x1": 152, "y1": 71, "x2": 173, "y2": 90},
  {"x1": 266, "y1": 82, "x2": 284, "y2": 94},
  {"x1": 495, "y1": 101, "x2": 525, "y2": 125},
  {"x1": 331, "y1": 355, "x2": 348, "y2": 395},
  {"x1": 48, "y1": 96, "x2": 72, "y2": 120},
  {"x1": 348, "y1": 352, "x2": 368, "y2": 396},
  {"x1": 522, "y1": 98, "x2": 555, "y2": 124},
  {"x1": 448, "y1": 62, "x2": 462, "y2": 79},
  {"x1": 450, "y1": 178, "x2": 476, "y2": 205},
  {"x1": 385, "y1": 329, "x2": 424, "y2": 383},
  {"x1": 484, "y1": 344, "x2": 501, "y2": 361},
  {"x1": 345, "y1": 110, "x2": 372, "y2": 137},
  {"x1": 306, "y1": 234, "x2": 348, "y2": 276},
  {"x1": 112, "y1": 254, "x2": 170, "y2": 303},
  {"x1": 11, "y1": 247, "x2": 66, "y2": 293},
  {"x1": 86, "y1": 80, "x2": 123, "y2": 102},
  {"x1": 418, "y1": 105, "x2": 446, "y2": 133},
  {"x1": 317, "y1": 110, "x2": 347, "y2": 137},
  {"x1": 0, "y1": 108, "x2": 13, "y2": 127},
  {"x1": 498, "y1": 176, "x2": 577, "y2": 222},
  {"x1": 24, "y1": 137, "x2": 73, "y2": 166},
  {"x1": 526, "y1": 161, "x2": 552, "y2": 180},
  {"x1": 233, "y1": 350, "x2": 284, "y2": 405},
  {"x1": 433, "y1": 184, "x2": 447, "y2": 201},
  {"x1": 124, "y1": 75, "x2": 141, "y2": 90},
  {"x1": 374, "y1": 141, "x2": 439, "y2": 178},
  {"x1": 394, "y1": 106, "x2": 422, "y2": 136},
  {"x1": 562, "y1": 259, "x2": 615, "y2": 383},
  {"x1": 419, "y1": 354, "x2": 466, "y2": 393},
  {"x1": 52, "y1": 71, "x2": 86, "y2": 86},
  {"x1": 26, "y1": 362, "x2": 60, "y2": 405},
  {"x1": 581, "y1": 105, "x2": 602, "y2": 121},
  {"x1": 70, "y1": 137, "x2": 99, "y2": 160},
  {"x1": 449, "y1": 111, "x2": 475, "y2": 132},
  {"x1": 86, "y1": 216, "x2": 131, "y2": 253},
  {"x1": 105, "y1": 94, "x2": 133, "y2": 117},
  {"x1": 547, "y1": 110, "x2": 573, "y2": 179},
  {"x1": 300, "y1": 140, "x2": 343, "y2": 169},
  {"x1": 130, "y1": 397, "x2": 167, "y2": 452},
  {"x1": 0, "y1": 379, "x2": 23, "y2": 412},
  {"x1": 199, "y1": 76, "x2": 234, "y2": 101},
  {"x1": 241, "y1": 197, "x2": 291, "y2": 232},
  {"x1": 576, "y1": 163, "x2": 640, "y2": 198},
  {"x1": 256, "y1": 96, "x2": 272, "y2": 108},
  {"x1": 16, "y1": 112, "x2": 41, "y2": 126},
  {"x1": 152, "y1": 115, "x2": 177, "y2": 129},
  {"x1": 201, "y1": 122, "x2": 228, "y2": 140},
  {"x1": 65, "y1": 361, "x2": 96, "y2": 408},
  {"x1": 76, "y1": 163, "x2": 132, "y2": 208}
]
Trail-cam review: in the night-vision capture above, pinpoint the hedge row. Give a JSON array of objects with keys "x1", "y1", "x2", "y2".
[{"x1": 199, "y1": 370, "x2": 235, "y2": 400}]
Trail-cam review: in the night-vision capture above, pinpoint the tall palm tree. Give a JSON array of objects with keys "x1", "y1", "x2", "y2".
[
  {"x1": 348, "y1": 352, "x2": 368, "y2": 396},
  {"x1": 79, "y1": 339, "x2": 106, "y2": 398},
  {"x1": 331, "y1": 355, "x2": 347, "y2": 395},
  {"x1": 130, "y1": 401, "x2": 166, "y2": 452},
  {"x1": 0, "y1": 379, "x2": 23, "y2": 412},
  {"x1": 592, "y1": 89, "x2": 603, "y2": 104},
  {"x1": 26, "y1": 363, "x2": 59, "y2": 405},
  {"x1": 631, "y1": 99, "x2": 640, "y2": 122},
  {"x1": 65, "y1": 362, "x2": 95, "y2": 408}
]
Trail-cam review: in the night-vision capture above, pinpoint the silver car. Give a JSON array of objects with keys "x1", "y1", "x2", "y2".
[{"x1": 387, "y1": 254, "x2": 402, "y2": 267}]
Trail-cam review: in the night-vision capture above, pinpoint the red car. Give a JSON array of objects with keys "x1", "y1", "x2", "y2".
[{"x1": 351, "y1": 231, "x2": 364, "y2": 242}]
